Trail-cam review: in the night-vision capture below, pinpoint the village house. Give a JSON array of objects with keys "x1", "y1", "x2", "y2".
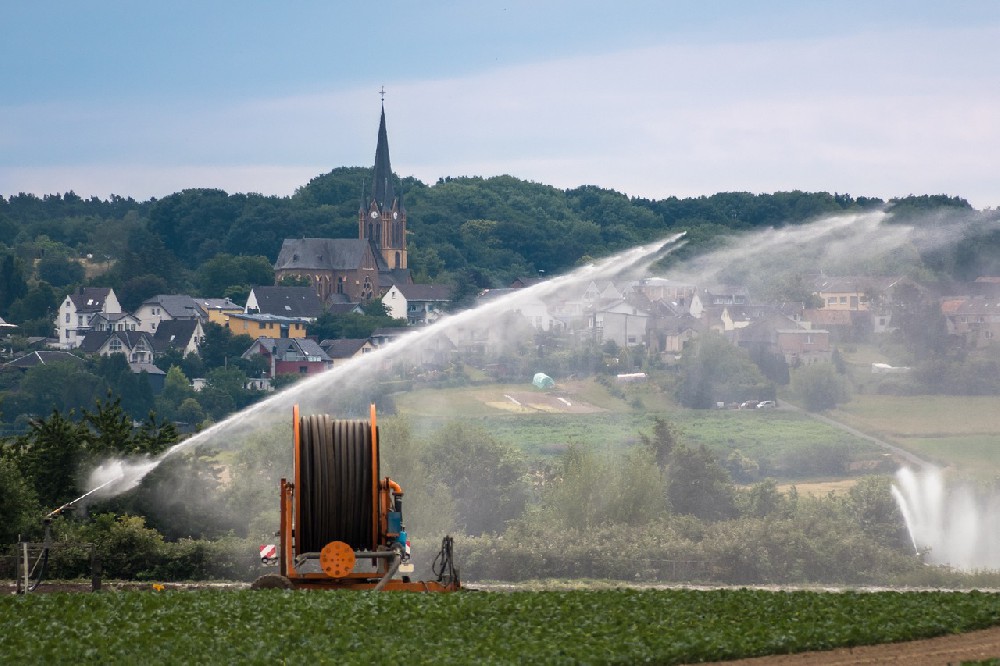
[
  {"x1": 223, "y1": 313, "x2": 307, "y2": 339},
  {"x1": 89, "y1": 311, "x2": 141, "y2": 333},
  {"x1": 79, "y1": 329, "x2": 156, "y2": 364},
  {"x1": 133, "y1": 294, "x2": 201, "y2": 333},
  {"x1": 319, "y1": 338, "x2": 374, "y2": 367},
  {"x1": 246, "y1": 285, "x2": 324, "y2": 320},
  {"x1": 152, "y1": 319, "x2": 204, "y2": 357},
  {"x1": 55, "y1": 287, "x2": 122, "y2": 349},
  {"x1": 384, "y1": 283, "x2": 453, "y2": 326},
  {"x1": 193, "y1": 297, "x2": 243, "y2": 326},
  {"x1": 242, "y1": 337, "x2": 332, "y2": 378},
  {"x1": 940, "y1": 295, "x2": 1000, "y2": 348}
]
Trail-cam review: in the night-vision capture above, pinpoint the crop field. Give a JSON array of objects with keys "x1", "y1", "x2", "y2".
[
  {"x1": 394, "y1": 382, "x2": 882, "y2": 478},
  {"x1": 832, "y1": 395, "x2": 1000, "y2": 476},
  {"x1": 2, "y1": 588, "x2": 1000, "y2": 663}
]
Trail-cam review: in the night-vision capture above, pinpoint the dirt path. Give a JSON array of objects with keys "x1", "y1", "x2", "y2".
[{"x1": 702, "y1": 624, "x2": 1000, "y2": 664}]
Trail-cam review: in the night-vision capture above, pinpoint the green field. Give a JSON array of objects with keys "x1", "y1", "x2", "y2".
[
  {"x1": 393, "y1": 382, "x2": 883, "y2": 480},
  {"x1": 832, "y1": 395, "x2": 1000, "y2": 476},
  {"x1": 2, "y1": 589, "x2": 999, "y2": 664}
]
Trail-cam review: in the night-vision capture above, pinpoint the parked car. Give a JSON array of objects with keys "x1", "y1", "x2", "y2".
[
  {"x1": 739, "y1": 400, "x2": 759, "y2": 409},
  {"x1": 756, "y1": 400, "x2": 777, "y2": 409}
]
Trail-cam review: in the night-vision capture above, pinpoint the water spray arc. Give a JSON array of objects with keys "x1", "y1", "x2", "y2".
[{"x1": 87, "y1": 233, "x2": 688, "y2": 498}]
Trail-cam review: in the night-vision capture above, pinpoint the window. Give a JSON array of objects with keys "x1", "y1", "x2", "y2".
[
  {"x1": 65, "y1": 313, "x2": 70, "y2": 323},
  {"x1": 78, "y1": 315, "x2": 83, "y2": 325},
  {"x1": 839, "y1": 296, "x2": 847, "y2": 304},
  {"x1": 827, "y1": 297, "x2": 836, "y2": 305},
  {"x1": 109, "y1": 339, "x2": 122, "y2": 352},
  {"x1": 299, "y1": 366, "x2": 308, "y2": 374}
]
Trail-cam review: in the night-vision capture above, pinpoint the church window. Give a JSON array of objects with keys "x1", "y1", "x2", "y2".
[{"x1": 395, "y1": 252, "x2": 401, "y2": 269}]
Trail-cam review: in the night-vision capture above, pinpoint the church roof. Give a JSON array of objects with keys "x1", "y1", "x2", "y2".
[{"x1": 274, "y1": 238, "x2": 388, "y2": 272}]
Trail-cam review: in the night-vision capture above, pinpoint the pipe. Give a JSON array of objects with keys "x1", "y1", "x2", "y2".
[{"x1": 373, "y1": 554, "x2": 401, "y2": 591}]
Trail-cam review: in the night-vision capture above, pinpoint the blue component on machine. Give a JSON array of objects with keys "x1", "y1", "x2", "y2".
[{"x1": 387, "y1": 511, "x2": 402, "y2": 536}]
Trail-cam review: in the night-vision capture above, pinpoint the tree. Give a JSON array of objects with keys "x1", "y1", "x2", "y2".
[
  {"x1": 13, "y1": 409, "x2": 89, "y2": 508},
  {"x1": 421, "y1": 422, "x2": 528, "y2": 536},
  {"x1": 36, "y1": 254, "x2": 85, "y2": 287},
  {"x1": 0, "y1": 253, "x2": 28, "y2": 311},
  {"x1": 666, "y1": 444, "x2": 737, "y2": 521},
  {"x1": 0, "y1": 454, "x2": 42, "y2": 544},
  {"x1": 639, "y1": 416, "x2": 679, "y2": 469},
  {"x1": 791, "y1": 363, "x2": 849, "y2": 411},
  {"x1": 199, "y1": 322, "x2": 254, "y2": 370},
  {"x1": 675, "y1": 335, "x2": 774, "y2": 408},
  {"x1": 195, "y1": 253, "x2": 274, "y2": 298}
]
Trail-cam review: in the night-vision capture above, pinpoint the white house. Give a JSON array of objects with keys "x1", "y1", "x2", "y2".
[
  {"x1": 134, "y1": 294, "x2": 201, "y2": 333},
  {"x1": 384, "y1": 283, "x2": 453, "y2": 326},
  {"x1": 55, "y1": 287, "x2": 122, "y2": 349},
  {"x1": 90, "y1": 312, "x2": 141, "y2": 333}
]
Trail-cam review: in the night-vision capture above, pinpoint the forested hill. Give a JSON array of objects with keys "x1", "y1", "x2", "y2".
[{"x1": 0, "y1": 168, "x2": 980, "y2": 334}]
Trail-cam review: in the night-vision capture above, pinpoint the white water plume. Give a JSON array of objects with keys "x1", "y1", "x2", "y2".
[
  {"x1": 87, "y1": 234, "x2": 686, "y2": 496},
  {"x1": 892, "y1": 466, "x2": 1000, "y2": 571}
]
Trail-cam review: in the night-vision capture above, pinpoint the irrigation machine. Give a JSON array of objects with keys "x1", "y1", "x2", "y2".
[{"x1": 252, "y1": 405, "x2": 460, "y2": 592}]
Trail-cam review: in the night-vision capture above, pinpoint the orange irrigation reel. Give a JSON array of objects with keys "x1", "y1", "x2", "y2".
[{"x1": 252, "y1": 404, "x2": 459, "y2": 592}]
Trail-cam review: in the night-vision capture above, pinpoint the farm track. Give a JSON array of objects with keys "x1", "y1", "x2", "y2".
[{"x1": 702, "y1": 624, "x2": 1000, "y2": 664}]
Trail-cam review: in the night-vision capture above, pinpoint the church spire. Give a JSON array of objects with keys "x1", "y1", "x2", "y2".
[{"x1": 370, "y1": 104, "x2": 395, "y2": 212}]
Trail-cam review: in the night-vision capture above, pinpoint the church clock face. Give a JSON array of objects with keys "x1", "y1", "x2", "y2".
[
  {"x1": 392, "y1": 212, "x2": 398, "y2": 220},
  {"x1": 370, "y1": 210, "x2": 378, "y2": 218}
]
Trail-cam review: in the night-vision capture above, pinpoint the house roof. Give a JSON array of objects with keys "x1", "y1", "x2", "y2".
[
  {"x1": 812, "y1": 276, "x2": 902, "y2": 294},
  {"x1": 79, "y1": 330, "x2": 154, "y2": 353},
  {"x1": 245, "y1": 337, "x2": 331, "y2": 362},
  {"x1": 394, "y1": 283, "x2": 454, "y2": 302},
  {"x1": 275, "y1": 238, "x2": 389, "y2": 272},
  {"x1": 152, "y1": 319, "x2": 200, "y2": 352},
  {"x1": 940, "y1": 296, "x2": 1000, "y2": 316},
  {"x1": 129, "y1": 361, "x2": 165, "y2": 376},
  {"x1": 193, "y1": 297, "x2": 242, "y2": 317},
  {"x1": 228, "y1": 312, "x2": 311, "y2": 325},
  {"x1": 327, "y1": 302, "x2": 364, "y2": 315},
  {"x1": 803, "y1": 309, "x2": 855, "y2": 326},
  {"x1": 249, "y1": 286, "x2": 324, "y2": 318},
  {"x1": 141, "y1": 294, "x2": 200, "y2": 319},
  {"x1": 68, "y1": 287, "x2": 112, "y2": 313},
  {"x1": 4, "y1": 350, "x2": 85, "y2": 370},
  {"x1": 320, "y1": 338, "x2": 370, "y2": 359}
]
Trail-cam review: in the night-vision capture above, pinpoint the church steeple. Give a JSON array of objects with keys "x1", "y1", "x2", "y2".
[
  {"x1": 359, "y1": 97, "x2": 407, "y2": 271},
  {"x1": 370, "y1": 105, "x2": 396, "y2": 213}
]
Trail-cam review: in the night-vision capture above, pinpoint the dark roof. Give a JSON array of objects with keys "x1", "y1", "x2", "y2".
[
  {"x1": 320, "y1": 338, "x2": 369, "y2": 359},
  {"x1": 370, "y1": 106, "x2": 396, "y2": 211},
  {"x1": 193, "y1": 297, "x2": 242, "y2": 318},
  {"x1": 327, "y1": 302, "x2": 364, "y2": 315},
  {"x1": 141, "y1": 294, "x2": 200, "y2": 319},
  {"x1": 394, "y1": 283, "x2": 453, "y2": 301},
  {"x1": 78, "y1": 330, "x2": 154, "y2": 354},
  {"x1": 244, "y1": 337, "x2": 331, "y2": 362},
  {"x1": 379, "y1": 267, "x2": 412, "y2": 289},
  {"x1": 274, "y1": 238, "x2": 388, "y2": 272},
  {"x1": 249, "y1": 286, "x2": 324, "y2": 318},
  {"x1": 129, "y1": 361, "x2": 165, "y2": 376},
  {"x1": 4, "y1": 350, "x2": 85, "y2": 370},
  {"x1": 152, "y1": 319, "x2": 200, "y2": 352},
  {"x1": 69, "y1": 287, "x2": 112, "y2": 313}
]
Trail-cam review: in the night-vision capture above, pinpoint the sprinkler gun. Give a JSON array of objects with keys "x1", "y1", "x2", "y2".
[{"x1": 44, "y1": 473, "x2": 124, "y2": 520}]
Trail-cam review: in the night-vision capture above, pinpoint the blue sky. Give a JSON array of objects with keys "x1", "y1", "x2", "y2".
[{"x1": 2, "y1": 1, "x2": 998, "y2": 207}]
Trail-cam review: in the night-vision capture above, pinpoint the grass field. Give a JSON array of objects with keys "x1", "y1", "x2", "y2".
[
  {"x1": 392, "y1": 380, "x2": 884, "y2": 480},
  {"x1": 2, "y1": 588, "x2": 999, "y2": 664},
  {"x1": 832, "y1": 395, "x2": 1000, "y2": 476}
]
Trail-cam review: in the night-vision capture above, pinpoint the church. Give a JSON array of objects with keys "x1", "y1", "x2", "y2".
[{"x1": 273, "y1": 104, "x2": 412, "y2": 302}]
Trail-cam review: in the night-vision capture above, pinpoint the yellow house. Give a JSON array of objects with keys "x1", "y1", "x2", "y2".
[{"x1": 223, "y1": 313, "x2": 308, "y2": 339}]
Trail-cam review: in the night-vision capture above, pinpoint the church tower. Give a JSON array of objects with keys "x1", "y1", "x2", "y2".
[{"x1": 359, "y1": 104, "x2": 407, "y2": 270}]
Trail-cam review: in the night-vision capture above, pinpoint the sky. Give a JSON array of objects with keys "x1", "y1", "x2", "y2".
[{"x1": 2, "y1": 1, "x2": 999, "y2": 208}]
